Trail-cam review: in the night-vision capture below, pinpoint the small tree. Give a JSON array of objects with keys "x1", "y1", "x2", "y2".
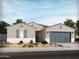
[
  {"x1": 76, "y1": 20, "x2": 79, "y2": 29},
  {"x1": 0, "y1": 21, "x2": 10, "y2": 34},
  {"x1": 13, "y1": 19, "x2": 26, "y2": 25},
  {"x1": 64, "y1": 19, "x2": 75, "y2": 28},
  {"x1": 76, "y1": 20, "x2": 79, "y2": 36}
]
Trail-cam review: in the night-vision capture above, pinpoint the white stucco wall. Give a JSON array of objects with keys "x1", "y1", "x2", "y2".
[
  {"x1": 7, "y1": 38, "x2": 35, "y2": 43},
  {"x1": 45, "y1": 38, "x2": 50, "y2": 43},
  {"x1": 6, "y1": 23, "x2": 36, "y2": 43},
  {"x1": 71, "y1": 38, "x2": 75, "y2": 43}
]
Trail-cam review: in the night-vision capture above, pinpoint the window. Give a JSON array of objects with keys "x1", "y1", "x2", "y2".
[
  {"x1": 16, "y1": 30, "x2": 19, "y2": 38},
  {"x1": 24, "y1": 30, "x2": 27, "y2": 38}
]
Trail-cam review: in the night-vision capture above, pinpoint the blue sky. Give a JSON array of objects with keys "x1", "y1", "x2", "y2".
[{"x1": 2, "y1": 0, "x2": 79, "y2": 25}]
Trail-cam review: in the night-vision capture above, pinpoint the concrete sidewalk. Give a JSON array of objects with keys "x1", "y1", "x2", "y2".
[
  {"x1": 57, "y1": 43, "x2": 79, "y2": 48},
  {"x1": 0, "y1": 47, "x2": 79, "y2": 53}
]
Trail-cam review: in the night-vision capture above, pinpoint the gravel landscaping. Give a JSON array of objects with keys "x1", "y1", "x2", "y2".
[{"x1": 6, "y1": 43, "x2": 65, "y2": 48}]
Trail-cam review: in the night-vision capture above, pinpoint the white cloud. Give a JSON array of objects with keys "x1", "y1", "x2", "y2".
[
  {"x1": 3, "y1": 15, "x2": 78, "y2": 25},
  {"x1": 36, "y1": 16, "x2": 78, "y2": 26},
  {"x1": 61, "y1": 7, "x2": 78, "y2": 16},
  {"x1": 3, "y1": 1, "x2": 15, "y2": 13}
]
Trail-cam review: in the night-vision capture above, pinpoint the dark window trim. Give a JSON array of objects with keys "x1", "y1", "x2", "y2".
[{"x1": 16, "y1": 29, "x2": 19, "y2": 38}]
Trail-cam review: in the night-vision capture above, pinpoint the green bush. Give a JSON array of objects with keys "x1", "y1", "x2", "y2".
[
  {"x1": 41, "y1": 40, "x2": 48, "y2": 44},
  {"x1": 75, "y1": 38, "x2": 79, "y2": 43},
  {"x1": 18, "y1": 40, "x2": 23, "y2": 44},
  {"x1": 0, "y1": 43, "x2": 3, "y2": 48}
]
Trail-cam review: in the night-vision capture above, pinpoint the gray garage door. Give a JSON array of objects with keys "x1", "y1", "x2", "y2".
[{"x1": 50, "y1": 32, "x2": 71, "y2": 43}]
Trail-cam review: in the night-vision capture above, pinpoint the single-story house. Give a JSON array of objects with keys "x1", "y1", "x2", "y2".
[{"x1": 6, "y1": 22, "x2": 75, "y2": 43}]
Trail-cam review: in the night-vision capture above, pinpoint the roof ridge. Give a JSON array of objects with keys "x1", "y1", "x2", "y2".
[
  {"x1": 5, "y1": 23, "x2": 37, "y2": 29},
  {"x1": 48, "y1": 23, "x2": 62, "y2": 28},
  {"x1": 28, "y1": 22, "x2": 49, "y2": 27}
]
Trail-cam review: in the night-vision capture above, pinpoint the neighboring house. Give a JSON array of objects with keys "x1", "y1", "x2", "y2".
[
  {"x1": 0, "y1": 34, "x2": 7, "y2": 43},
  {"x1": 6, "y1": 22, "x2": 75, "y2": 43}
]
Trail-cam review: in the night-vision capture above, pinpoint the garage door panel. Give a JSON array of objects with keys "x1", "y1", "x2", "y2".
[{"x1": 50, "y1": 32, "x2": 71, "y2": 43}]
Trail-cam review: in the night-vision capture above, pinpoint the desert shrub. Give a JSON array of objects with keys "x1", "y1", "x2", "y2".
[
  {"x1": 29, "y1": 40, "x2": 34, "y2": 44},
  {"x1": 23, "y1": 44, "x2": 27, "y2": 47},
  {"x1": 7, "y1": 42, "x2": 12, "y2": 45},
  {"x1": 18, "y1": 40, "x2": 23, "y2": 44},
  {"x1": 41, "y1": 40, "x2": 48, "y2": 44},
  {"x1": 0, "y1": 42, "x2": 6, "y2": 48},
  {"x1": 58, "y1": 45, "x2": 63, "y2": 47},
  {"x1": 34, "y1": 43, "x2": 38, "y2": 45},
  {"x1": 28, "y1": 44, "x2": 34, "y2": 48}
]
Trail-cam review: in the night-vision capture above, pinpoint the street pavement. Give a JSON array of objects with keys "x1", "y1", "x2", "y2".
[
  {"x1": 0, "y1": 43, "x2": 79, "y2": 59},
  {"x1": 0, "y1": 50, "x2": 79, "y2": 59}
]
